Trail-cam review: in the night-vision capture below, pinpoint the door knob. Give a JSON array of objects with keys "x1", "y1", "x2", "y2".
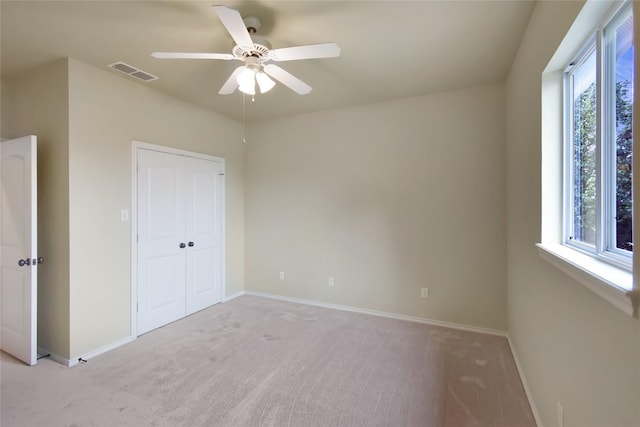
[
  {"x1": 188, "y1": 241, "x2": 194, "y2": 247},
  {"x1": 18, "y1": 259, "x2": 27, "y2": 267},
  {"x1": 38, "y1": 257, "x2": 44, "y2": 264},
  {"x1": 179, "y1": 243, "x2": 186, "y2": 249}
]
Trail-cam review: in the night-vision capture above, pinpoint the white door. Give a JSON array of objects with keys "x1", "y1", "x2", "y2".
[
  {"x1": 137, "y1": 148, "x2": 223, "y2": 335},
  {"x1": 185, "y1": 157, "x2": 223, "y2": 314},
  {"x1": 1, "y1": 135, "x2": 38, "y2": 365},
  {"x1": 137, "y1": 149, "x2": 186, "y2": 335}
]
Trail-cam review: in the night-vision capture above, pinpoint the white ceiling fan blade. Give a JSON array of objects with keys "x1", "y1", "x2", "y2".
[
  {"x1": 269, "y1": 43, "x2": 341, "y2": 62},
  {"x1": 212, "y1": 5, "x2": 254, "y2": 51},
  {"x1": 219, "y1": 66, "x2": 245, "y2": 95},
  {"x1": 263, "y1": 64, "x2": 312, "y2": 95},
  {"x1": 152, "y1": 52, "x2": 235, "y2": 60}
]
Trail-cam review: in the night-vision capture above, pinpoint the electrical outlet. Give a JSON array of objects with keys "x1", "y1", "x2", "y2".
[
  {"x1": 421, "y1": 288, "x2": 429, "y2": 298},
  {"x1": 328, "y1": 277, "x2": 335, "y2": 287},
  {"x1": 279, "y1": 272, "x2": 285, "y2": 280},
  {"x1": 557, "y1": 401, "x2": 564, "y2": 427}
]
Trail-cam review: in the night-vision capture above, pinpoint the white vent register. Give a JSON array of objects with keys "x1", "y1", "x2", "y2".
[{"x1": 108, "y1": 61, "x2": 158, "y2": 82}]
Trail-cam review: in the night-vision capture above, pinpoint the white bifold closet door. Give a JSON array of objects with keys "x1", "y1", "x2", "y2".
[{"x1": 137, "y1": 149, "x2": 223, "y2": 335}]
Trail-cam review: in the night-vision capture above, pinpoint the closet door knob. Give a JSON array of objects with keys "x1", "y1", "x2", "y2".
[
  {"x1": 188, "y1": 241, "x2": 194, "y2": 247},
  {"x1": 179, "y1": 243, "x2": 186, "y2": 249}
]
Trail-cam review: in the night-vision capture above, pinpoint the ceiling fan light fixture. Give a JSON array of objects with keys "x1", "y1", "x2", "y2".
[
  {"x1": 256, "y1": 72, "x2": 275, "y2": 93},
  {"x1": 237, "y1": 67, "x2": 256, "y2": 95},
  {"x1": 237, "y1": 67, "x2": 255, "y2": 86},
  {"x1": 238, "y1": 81, "x2": 256, "y2": 95}
]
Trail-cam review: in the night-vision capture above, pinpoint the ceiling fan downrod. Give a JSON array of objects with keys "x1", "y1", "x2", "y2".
[{"x1": 242, "y1": 16, "x2": 261, "y2": 34}]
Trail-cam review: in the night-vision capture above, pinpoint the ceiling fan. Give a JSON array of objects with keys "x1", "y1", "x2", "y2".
[{"x1": 152, "y1": 5, "x2": 341, "y2": 96}]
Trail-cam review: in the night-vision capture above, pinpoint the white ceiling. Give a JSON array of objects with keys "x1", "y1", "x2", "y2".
[{"x1": 1, "y1": 1, "x2": 535, "y2": 122}]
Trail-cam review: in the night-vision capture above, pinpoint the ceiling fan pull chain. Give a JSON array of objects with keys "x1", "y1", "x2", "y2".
[{"x1": 242, "y1": 93, "x2": 247, "y2": 144}]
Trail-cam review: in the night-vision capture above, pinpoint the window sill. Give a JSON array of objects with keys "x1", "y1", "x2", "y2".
[{"x1": 536, "y1": 243, "x2": 639, "y2": 317}]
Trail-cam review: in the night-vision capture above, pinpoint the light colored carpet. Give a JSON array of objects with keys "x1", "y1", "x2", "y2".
[{"x1": 1, "y1": 295, "x2": 535, "y2": 426}]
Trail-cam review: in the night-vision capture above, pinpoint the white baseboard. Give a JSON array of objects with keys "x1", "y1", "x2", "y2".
[
  {"x1": 37, "y1": 346, "x2": 71, "y2": 366},
  {"x1": 223, "y1": 290, "x2": 245, "y2": 302},
  {"x1": 244, "y1": 290, "x2": 507, "y2": 337},
  {"x1": 507, "y1": 336, "x2": 543, "y2": 427},
  {"x1": 67, "y1": 335, "x2": 136, "y2": 367}
]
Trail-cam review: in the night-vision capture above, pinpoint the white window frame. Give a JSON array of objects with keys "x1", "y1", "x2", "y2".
[
  {"x1": 563, "y1": 2, "x2": 633, "y2": 271},
  {"x1": 538, "y1": 0, "x2": 638, "y2": 318}
]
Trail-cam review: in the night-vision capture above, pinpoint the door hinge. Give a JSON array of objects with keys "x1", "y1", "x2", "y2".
[{"x1": 219, "y1": 173, "x2": 225, "y2": 176}]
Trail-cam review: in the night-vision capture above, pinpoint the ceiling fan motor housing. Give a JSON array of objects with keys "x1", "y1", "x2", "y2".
[
  {"x1": 231, "y1": 17, "x2": 272, "y2": 60},
  {"x1": 232, "y1": 35, "x2": 272, "y2": 60}
]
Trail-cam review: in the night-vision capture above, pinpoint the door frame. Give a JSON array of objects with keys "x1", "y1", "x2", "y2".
[{"x1": 130, "y1": 140, "x2": 226, "y2": 337}]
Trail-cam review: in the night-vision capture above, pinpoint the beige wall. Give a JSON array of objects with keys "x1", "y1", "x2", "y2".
[
  {"x1": 67, "y1": 59, "x2": 244, "y2": 357},
  {"x1": 2, "y1": 58, "x2": 244, "y2": 360},
  {"x1": 1, "y1": 59, "x2": 71, "y2": 358},
  {"x1": 245, "y1": 84, "x2": 507, "y2": 331},
  {"x1": 506, "y1": 2, "x2": 640, "y2": 426}
]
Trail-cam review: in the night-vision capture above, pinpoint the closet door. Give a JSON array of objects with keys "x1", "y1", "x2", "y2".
[
  {"x1": 137, "y1": 149, "x2": 186, "y2": 335},
  {"x1": 185, "y1": 158, "x2": 223, "y2": 314}
]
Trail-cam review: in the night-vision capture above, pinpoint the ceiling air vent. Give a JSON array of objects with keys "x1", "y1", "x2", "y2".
[{"x1": 108, "y1": 61, "x2": 158, "y2": 82}]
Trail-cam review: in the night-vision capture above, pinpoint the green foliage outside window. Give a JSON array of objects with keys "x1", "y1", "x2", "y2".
[
  {"x1": 573, "y1": 82, "x2": 597, "y2": 245},
  {"x1": 616, "y1": 80, "x2": 633, "y2": 251},
  {"x1": 573, "y1": 80, "x2": 633, "y2": 251}
]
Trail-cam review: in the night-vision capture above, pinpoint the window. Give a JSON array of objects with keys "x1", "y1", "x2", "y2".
[
  {"x1": 539, "y1": 0, "x2": 636, "y2": 315},
  {"x1": 564, "y1": 3, "x2": 634, "y2": 268}
]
